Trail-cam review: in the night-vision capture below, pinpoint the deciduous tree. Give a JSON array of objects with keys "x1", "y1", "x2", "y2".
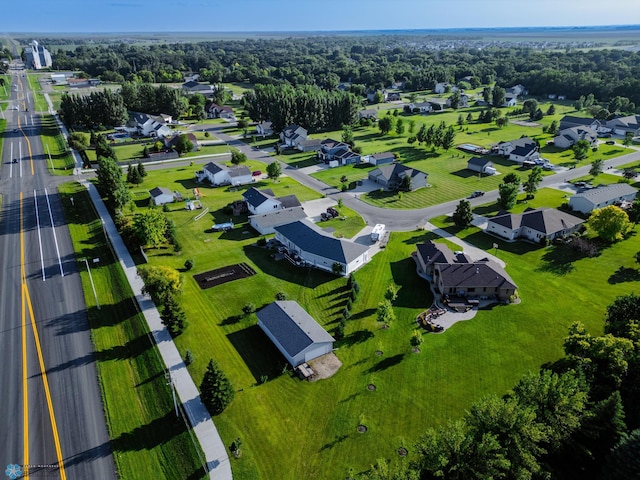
[
  {"x1": 266, "y1": 161, "x2": 282, "y2": 181},
  {"x1": 453, "y1": 199, "x2": 474, "y2": 227},
  {"x1": 587, "y1": 205, "x2": 632, "y2": 242}
]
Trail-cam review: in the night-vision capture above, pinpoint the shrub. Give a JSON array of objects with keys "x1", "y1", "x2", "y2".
[
  {"x1": 350, "y1": 288, "x2": 358, "y2": 302},
  {"x1": 184, "y1": 349, "x2": 194, "y2": 365},
  {"x1": 184, "y1": 259, "x2": 195, "y2": 271},
  {"x1": 275, "y1": 291, "x2": 287, "y2": 301},
  {"x1": 352, "y1": 281, "x2": 361, "y2": 294},
  {"x1": 242, "y1": 303, "x2": 255, "y2": 316},
  {"x1": 346, "y1": 298, "x2": 353, "y2": 310},
  {"x1": 257, "y1": 237, "x2": 267, "y2": 247},
  {"x1": 343, "y1": 307, "x2": 351, "y2": 319},
  {"x1": 334, "y1": 322, "x2": 345, "y2": 340}
]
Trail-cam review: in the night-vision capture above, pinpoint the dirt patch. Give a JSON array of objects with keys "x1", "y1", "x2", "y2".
[
  {"x1": 357, "y1": 425, "x2": 368, "y2": 433},
  {"x1": 367, "y1": 384, "x2": 376, "y2": 391},
  {"x1": 193, "y1": 263, "x2": 256, "y2": 290},
  {"x1": 308, "y1": 352, "x2": 342, "y2": 381},
  {"x1": 512, "y1": 120, "x2": 541, "y2": 127}
]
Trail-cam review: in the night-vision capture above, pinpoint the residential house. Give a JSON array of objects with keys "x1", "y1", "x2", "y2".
[
  {"x1": 206, "y1": 102, "x2": 235, "y2": 120},
  {"x1": 496, "y1": 137, "x2": 540, "y2": 163},
  {"x1": 503, "y1": 93, "x2": 518, "y2": 107},
  {"x1": 242, "y1": 187, "x2": 301, "y2": 215},
  {"x1": 367, "y1": 152, "x2": 395, "y2": 166},
  {"x1": 248, "y1": 207, "x2": 307, "y2": 235},
  {"x1": 318, "y1": 139, "x2": 361, "y2": 165},
  {"x1": 368, "y1": 163, "x2": 428, "y2": 191},
  {"x1": 256, "y1": 301, "x2": 335, "y2": 368},
  {"x1": 426, "y1": 98, "x2": 448, "y2": 111},
  {"x1": 182, "y1": 81, "x2": 213, "y2": 95},
  {"x1": 447, "y1": 93, "x2": 469, "y2": 108},
  {"x1": 198, "y1": 162, "x2": 253, "y2": 187},
  {"x1": 164, "y1": 132, "x2": 199, "y2": 152},
  {"x1": 569, "y1": 183, "x2": 638, "y2": 214},
  {"x1": 126, "y1": 112, "x2": 172, "y2": 139},
  {"x1": 386, "y1": 92, "x2": 402, "y2": 101},
  {"x1": 434, "y1": 262, "x2": 517, "y2": 302},
  {"x1": 466, "y1": 157, "x2": 496, "y2": 175},
  {"x1": 358, "y1": 109, "x2": 378, "y2": 120},
  {"x1": 414, "y1": 241, "x2": 469, "y2": 277},
  {"x1": 506, "y1": 84, "x2": 527, "y2": 97},
  {"x1": 434, "y1": 82, "x2": 457, "y2": 94},
  {"x1": 486, "y1": 208, "x2": 584, "y2": 242},
  {"x1": 554, "y1": 126, "x2": 599, "y2": 149},
  {"x1": 149, "y1": 187, "x2": 174, "y2": 206},
  {"x1": 559, "y1": 116, "x2": 601, "y2": 132},
  {"x1": 280, "y1": 124, "x2": 308, "y2": 149},
  {"x1": 606, "y1": 115, "x2": 640, "y2": 136},
  {"x1": 297, "y1": 139, "x2": 323, "y2": 152},
  {"x1": 274, "y1": 219, "x2": 370, "y2": 276},
  {"x1": 67, "y1": 78, "x2": 101, "y2": 88},
  {"x1": 413, "y1": 241, "x2": 517, "y2": 302},
  {"x1": 256, "y1": 121, "x2": 273, "y2": 136},
  {"x1": 408, "y1": 102, "x2": 432, "y2": 114}
]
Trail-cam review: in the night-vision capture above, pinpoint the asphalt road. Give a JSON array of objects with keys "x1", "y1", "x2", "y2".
[
  {"x1": 0, "y1": 61, "x2": 115, "y2": 479},
  {"x1": 201, "y1": 124, "x2": 640, "y2": 231}
]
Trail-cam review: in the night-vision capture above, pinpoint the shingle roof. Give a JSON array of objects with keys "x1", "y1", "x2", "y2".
[
  {"x1": 149, "y1": 186, "x2": 172, "y2": 198},
  {"x1": 371, "y1": 152, "x2": 394, "y2": 161},
  {"x1": 416, "y1": 241, "x2": 460, "y2": 267},
  {"x1": 204, "y1": 162, "x2": 224, "y2": 175},
  {"x1": 510, "y1": 137, "x2": 537, "y2": 157},
  {"x1": 489, "y1": 208, "x2": 584, "y2": 235},
  {"x1": 571, "y1": 183, "x2": 638, "y2": 204},
  {"x1": 274, "y1": 219, "x2": 369, "y2": 264},
  {"x1": 228, "y1": 166, "x2": 252, "y2": 178},
  {"x1": 277, "y1": 194, "x2": 302, "y2": 209},
  {"x1": 560, "y1": 116, "x2": 598, "y2": 127},
  {"x1": 243, "y1": 187, "x2": 275, "y2": 208},
  {"x1": 250, "y1": 207, "x2": 307, "y2": 230},
  {"x1": 370, "y1": 163, "x2": 426, "y2": 182},
  {"x1": 437, "y1": 262, "x2": 517, "y2": 290},
  {"x1": 257, "y1": 301, "x2": 334, "y2": 359},
  {"x1": 467, "y1": 156, "x2": 492, "y2": 168}
]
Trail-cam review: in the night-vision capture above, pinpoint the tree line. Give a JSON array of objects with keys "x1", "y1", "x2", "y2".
[
  {"x1": 243, "y1": 83, "x2": 359, "y2": 133},
  {"x1": 51, "y1": 37, "x2": 640, "y2": 108}
]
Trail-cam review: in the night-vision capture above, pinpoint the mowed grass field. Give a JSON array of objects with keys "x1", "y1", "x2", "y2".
[
  {"x1": 58, "y1": 182, "x2": 207, "y2": 480},
  {"x1": 39, "y1": 115, "x2": 75, "y2": 173},
  {"x1": 279, "y1": 103, "x2": 634, "y2": 209},
  {"x1": 127, "y1": 163, "x2": 640, "y2": 478}
]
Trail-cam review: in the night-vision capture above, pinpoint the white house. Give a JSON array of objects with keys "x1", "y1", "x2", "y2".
[
  {"x1": 256, "y1": 121, "x2": 273, "y2": 136},
  {"x1": 503, "y1": 93, "x2": 518, "y2": 107},
  {"x1": 149, "y1": 187, "x2": 174, "y2": 206},
  {"x1": 242, "y1": 187, "x2": 301, "y2": 215},
  {"x1": 559, "y1": 116, "x2": 601, "y2": 131},
  {"x1": 206, "y1": 103, "x2": 235, "y2": 120},
  {"x1": 408, "y1": 102, "x2": 432, "y2": 114},
  {"x1": 248, "y1": 207, "x2": 307, "y2": 235},
  {"x1": 367, "y1": 152, "x2": 395, "y2": 166},
  {"x1": 280, "y1": 124, "x2": 308, "y2": 149},
  {"x1": 434, "y1": 82, "x2": 457, "y2": 94},
  {"x1": 127, "y1": 112, "x2": 172, "y2": 139},
  {"x1": 496, "y1": 137, "x2": 540, "y2": 163},
  {"x1": 606, "y1": 115, "x2": 640, "y2": 136},
  {"x1": 486, "y1": 208, "x2": 584, "y2": 242},
  {"x1": 198, "y1": 162, "x2": 253, "y2": 187},
  {"x1": 569, "y1": 184, "x2": 638, "y2": 214},
  {"x1": 467, "y1": 157, "x2": 496, "y2": 175},
  {"x1": 554, "y1": 126, "x2": 599, "y2": 149},
  {"x1": 256, "y1": 301, "x2": 335, "y2": 367},
  {"x1": 274, "y1": 219, "x2": 370, "y2": 276}
]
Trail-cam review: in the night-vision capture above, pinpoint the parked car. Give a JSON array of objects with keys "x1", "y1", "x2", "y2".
[
  {"x1": 320, "y1": 212, "x2": 331, "y2": 221},
  {"x1": 252, "y1": 170, "x2": 262, "y2": 176},
  {"x1": 469, "y1": 190, "x2": 484, "y2": 198},
  {"x1": 327, "y1": 207, "x2": 339, "y2": 218},
  {"x1": 605, "y1": 140, "x2": 615, "y2": 145}
]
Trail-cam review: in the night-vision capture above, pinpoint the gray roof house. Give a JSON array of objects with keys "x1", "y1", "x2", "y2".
[
  {"x1": 606, "y1": 115, "x2": 640, "y2": 136},
  {"x1": 249, "y1": 207, "x2": 307, "y2": 235},
  {"x1": 496, "y1": 137, "x2": 540, "y2": 163},
  {"x1": 414, "y1": 241, "x2": 470, "y2": 277},
  {"x1": 559, "y1": 116, "x2": 601, "y2": 131},
  {"x1": 182, "y1": 81, "x2": 213, "y2": 95},
  {"x1": 256, "y1": 301, "x2": 335, "y2": 367},
  {"x1": 554, "y1": 126, "x2": 599, "y2": 149},
  {"x1": 367, "y1": 152, "x2": 395, "y2": 166},
  {"x1": 569, "y1": 184, "x2": 638, "y2": 214},
  {"x1": 242, "y1": 187, "x2": 301, "y2": 215},
  {"x1": 274, "y1": 219, "x2": 370, "y2": 276},
  {"x1": 149, "y1": 187, "x2": 174, "y2": 206},
  {"x1": 198, "y1": 162, "x2": 253, "y2": 187},
  {"x1": 368, "y1": 163, "x2": 428, "y2": 191},
  {"x1": 434, "y1": 261, "x2": 517, "y2": 302},
  {"x1": 486, "y1": 208, "x2": 584, "y2": 242},
  {"x1": 467, "y1": 157, "x2": 495, "y2": 174},
  {"x1": 280, "y1": 124, "x2": 308, "y2": 149}
]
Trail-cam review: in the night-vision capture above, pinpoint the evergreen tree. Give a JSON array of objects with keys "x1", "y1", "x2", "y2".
[
  {"x1": 453, "y1": 199, "x2": 474, "y2": 227},
  {"x1": 200, "y1": 359, "x2": 235, "y2": 416},
  {"x1": 160, "y1": 294, "x2": 187, "y2": 336},
  {"x1": 137, "y1": 161, "x2": 147, "y2": 177}
]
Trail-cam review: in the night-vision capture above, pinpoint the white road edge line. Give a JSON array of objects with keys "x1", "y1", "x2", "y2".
[
  {"x1": 44, "y1": 188, "x2": 64, "y2": 277},
  {"x1": 34, "y1": 190, "x2": 46, "y2": 281},
  {"x1": 10, "y1": 142, "x2": 13, "y2": 178}
]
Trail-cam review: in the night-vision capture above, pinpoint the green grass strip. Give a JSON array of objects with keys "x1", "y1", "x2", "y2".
[
  {"x1": 39, "y1": 114, "x2": 75, "y2": 173},
  {"x1": 58, "y1": 181, "x2": 207, "y2": 480}
]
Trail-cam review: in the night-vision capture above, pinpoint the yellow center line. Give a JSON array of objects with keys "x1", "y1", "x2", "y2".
[
  {"x1": 20, "y1": 192, "x2": 29, "y2": 479},
  {"x1": 20, "y1": 193, "x2": 66, "y2": 479}
]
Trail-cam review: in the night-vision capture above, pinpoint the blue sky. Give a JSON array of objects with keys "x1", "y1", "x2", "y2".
[{"x1": 4, "y1": 0, "x2": 640, "y2": 32}]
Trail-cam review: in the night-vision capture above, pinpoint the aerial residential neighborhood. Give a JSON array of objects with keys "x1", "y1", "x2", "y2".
[{"x1": 3, "y1": 9, "x2": 640, "y2": 480}]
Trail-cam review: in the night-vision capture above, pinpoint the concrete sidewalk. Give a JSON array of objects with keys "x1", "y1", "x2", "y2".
[{"x1": 83, "y1": 181, "x2": 233, "y2": 480}]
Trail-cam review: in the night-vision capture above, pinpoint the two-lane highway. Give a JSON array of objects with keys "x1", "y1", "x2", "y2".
[{"x1": 0, "y1": 61, "x2": 116, "y2": 478}]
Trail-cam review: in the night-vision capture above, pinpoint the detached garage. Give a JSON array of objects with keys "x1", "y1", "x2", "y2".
[
  {"x1": 256, "y1": 301, "x2": 335, "y2": 367},
  {"x1": 149, "y1": 187, "x2": 174, "y2": 206}
]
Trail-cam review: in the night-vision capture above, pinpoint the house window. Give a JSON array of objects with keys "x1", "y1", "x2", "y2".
[
  {"x1": 483, "y1": 287, "x2": 487, "y2": 292},
  {"x1": 468, "y1": 288, "x2": 475, "y2": 292}
]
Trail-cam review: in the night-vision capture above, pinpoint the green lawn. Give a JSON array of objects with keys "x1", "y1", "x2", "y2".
[
  {"x1": 319, "y1": 204, "x2": 366, "y2": 239},
  {"x1": 93, "y1": 152, "x2": 640, "y2": 479},
  {"x1": 58, "y1": 182, "x2": 207, "y2": 480},
  {"x1": 39, "y1": 115, "x2": 75, "y2": 173}
]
